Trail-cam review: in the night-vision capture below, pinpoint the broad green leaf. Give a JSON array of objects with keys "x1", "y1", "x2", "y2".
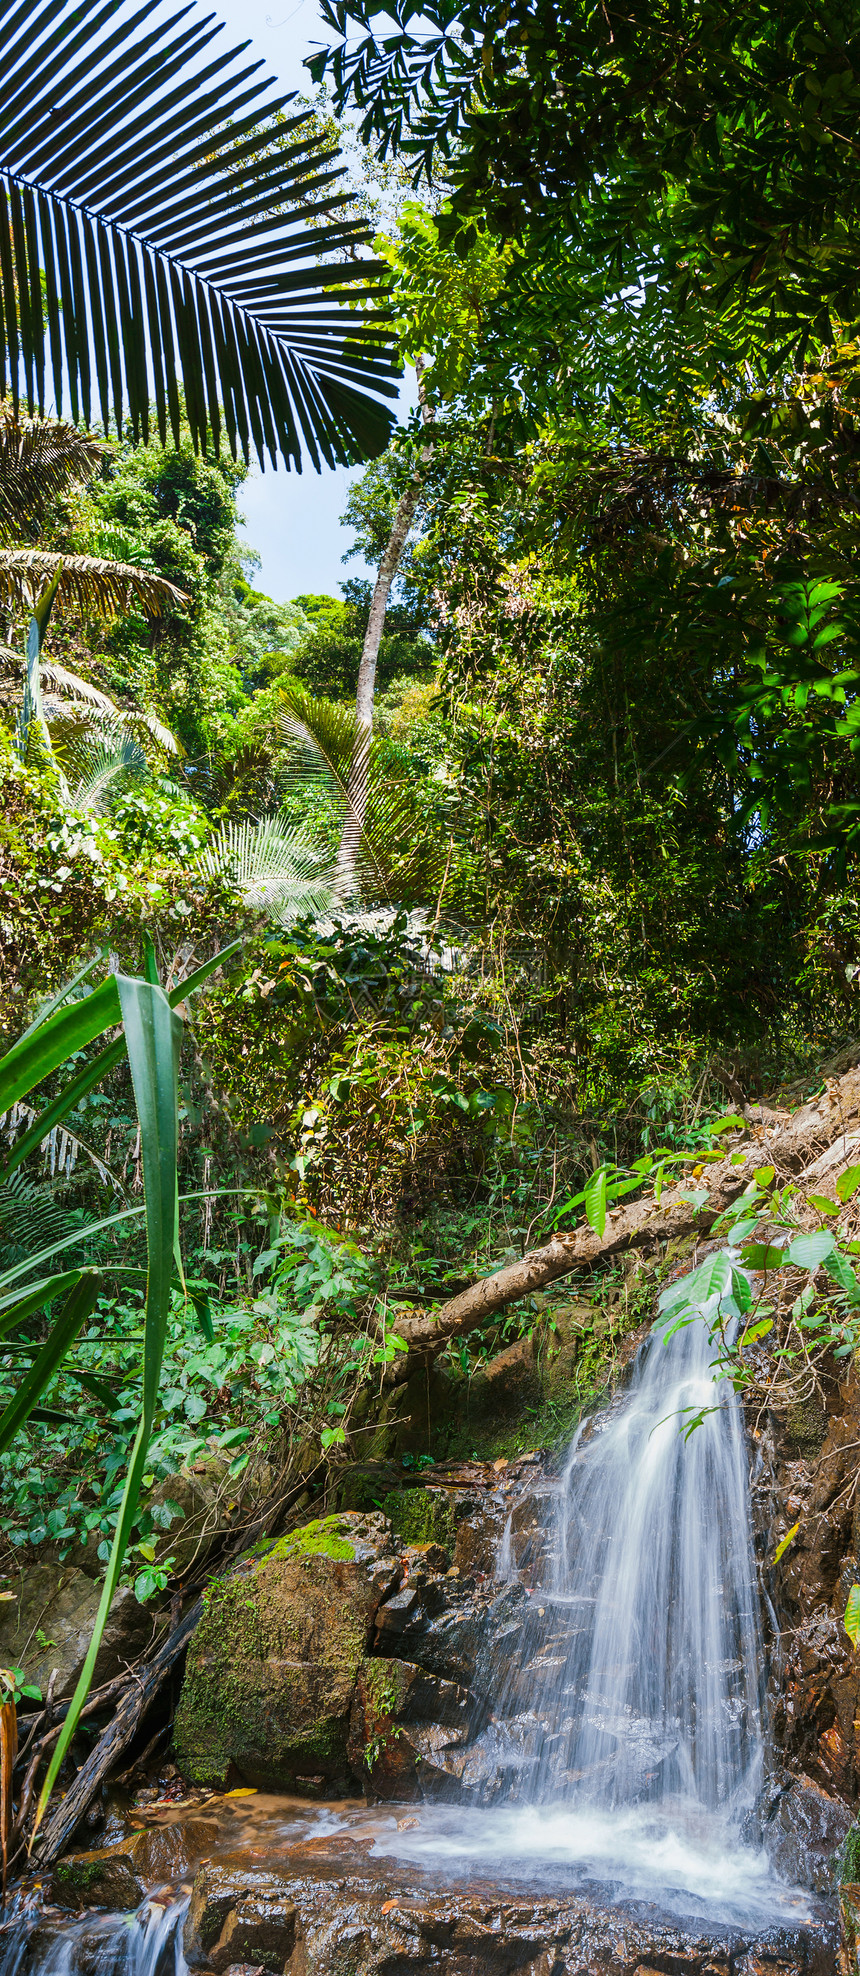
[
  {"x1": 17, "y1": 948, "x2": 108, "y2": 1043},
  {"x1": 846, "y1": 1584, "x2": 860, "y2": 1647},
  {"x1": 584, "y1": 1167, "x2": 607, "y2": 1238},
  {"x1": 36, "y1": 976, "x2": 182, "y2": 1831},
  {"x1": 837, "y1": 1165, "x2": 860, "y2": 1204},
  {"x1": 773, "y1": 1522, "x2": 800, "y2": 1565},
  {"x1": 3, "y1": 941, "x2": 241, "y2": 1184},
  {"x1": 0, "y1": 1271, "x2": 100, "y2": 1455},
  {"x1": 708, "y1": 1115, "x2": 746, "y2": 1135},
  {"x1": 740, "y1": 1242, "x2": 788, "y2": 1271},
  {"x1": 824, "y1": 1247, "x2": 860, "y2": 1307},
  {"x1": 786, "y1": 1230, "x2": 837, "y2": 1270},
  {"x1": 691, "y1": 1251, "x2": 734, "y2": 1303},
  {"x1": 0, "y1": 977, "x2": 121, "y2": 1114},
  {"x1": 807, "y1": 1195, "x2": 841, "y2": 1217},
  {"x1": 754, "y1": 1166, "x2": 775, "y2": 1187}
]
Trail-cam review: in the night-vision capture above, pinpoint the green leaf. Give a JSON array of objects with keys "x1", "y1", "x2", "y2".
[
  {"x1": 754, "y1": 1166, "x2": 775, "y2": 1187},
  {"x1": 837, "y1": 1166, "x2": 860, "y2": 1204},
  {"x1": 846, "y1": 1584, "x2": 860, "y2": 1647},
  {"x1": 0, "y1": 976, "x2": 121, "y2": 1114},
  {"x1": 740, "y1": 1242, "x2": 787, "y2": 1271},
  {"x1": 0, "y1": 1270, "x2": 100, "y2": 1454},
  {"x1": 786, "y1": 1230, "x2": 837, "y2": 1270},
  {"x1": 824, "y1": 1247, "x2": 860, "y2": 1307},
  {"x1": 708, "y1": 1114, "x2": 746, "y2": 1135},
  {"x1": 35, "y1": 976, "x2": 182, "y2": 1832},
  {"x1": 583, "y1": 1167, "x2": 607, "y2": 1238},
  {"x1": 807, "y1": 1195, "x2": 841, "y2": 1217}
]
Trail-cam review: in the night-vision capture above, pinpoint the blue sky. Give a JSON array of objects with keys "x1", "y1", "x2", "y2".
[{"x1": 211, "y1": 0, "x2": 407, "y2": 604}]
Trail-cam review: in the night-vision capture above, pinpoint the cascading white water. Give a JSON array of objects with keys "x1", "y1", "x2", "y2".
[
  {"x1": 367, "y1": 1311, "x2": 808, "y2": 1929},
  {"x1": 528, "y1": 1312, "x2": 765, "y2": 1813}
]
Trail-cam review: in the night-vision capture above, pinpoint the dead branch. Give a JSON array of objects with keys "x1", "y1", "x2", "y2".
[{"x1": 383, "y1": 1062, "x2": 860, "y2": 1379}]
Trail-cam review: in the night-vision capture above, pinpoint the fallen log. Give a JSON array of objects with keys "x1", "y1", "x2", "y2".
[
  {"x1": 385, "y1": 1062, "x2": 860, "y2": 1377},
  {"x1": 31, "y1": 1594, "x2": 203, "y2": 1867}
]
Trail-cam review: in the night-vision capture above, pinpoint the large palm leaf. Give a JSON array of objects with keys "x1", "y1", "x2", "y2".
[
  {"x1": 195, "y1": 815, "x2": 336, "y2": 923},
  {"x1": 0, "y1": 548, "x2": 186, "y2": 616},
  {"x1": 0, "y1": 405, "x2": 104, "y2": 541},
  {"x1": 0, "y1": 0, "x2": 397, "y2": 470},
  {"x1": 278, "y1": 679, "x2": 446, "y2": 903}
]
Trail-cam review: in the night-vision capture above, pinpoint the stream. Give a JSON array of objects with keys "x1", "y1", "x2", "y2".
[{"x1": 0, "y1": 1316, "x2": 842, "y2": 1974}]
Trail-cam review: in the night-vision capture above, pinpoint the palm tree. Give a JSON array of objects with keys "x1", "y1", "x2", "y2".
[
  {"x1": 0, "y1": 405, "x2": 185, "y2": 791},
  {"x1": 0, "y1": 0, "x2": 397, "y2": 469}
]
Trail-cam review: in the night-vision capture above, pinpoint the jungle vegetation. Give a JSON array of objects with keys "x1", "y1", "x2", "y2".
[{"x1": 3, "y1": 0, "x2": 860, "y2": 1835}]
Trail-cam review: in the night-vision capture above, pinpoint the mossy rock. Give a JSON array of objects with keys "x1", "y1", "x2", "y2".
[
  {"x1": 50, "y1": 1849, "x2": 143, "y2": 1911},
  {"x1": 173, "y1": 1511, "x2": 397, "y2": 1793},
  {"x1": 381, "y1": 1487, "x2": 455, "y2": 1555}
]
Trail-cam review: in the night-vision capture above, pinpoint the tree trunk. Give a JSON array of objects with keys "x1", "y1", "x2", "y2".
[
  {"x1": 379, "y1": 1068, "x2": 860, "y2": 1378},
  {"x1": 334, "y1": 358, "x2": 434, "y2": 899}
]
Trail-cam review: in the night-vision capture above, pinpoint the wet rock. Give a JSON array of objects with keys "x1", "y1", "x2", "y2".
[
  {"x1": 180, "y1": 1834, "x2": 839, "y2": 1976},
  {"x1": 757, "y1": 1773, "x2": 852, "y2": 1893},
  {"x1": 173, "y1": 1512, "x2": 399, "y2": 1793},
  {"x1": 347, "y1": 1656, "x2": 487, "y2": 1798},
  {"x1": 122, "y1": 1817, "x2": 221, "y2": 1886},
  {"x1": 0, "y1": 1565, "x2": 166, "y2": 1700},
  {"x1": 184, "y1": 1862, "x2": 299, "y2": 1972},
  {"x1": 382, "y1": 1485, "x2": 456, "y2": 1557},
  {"x1": 50, "y1": 1846, "x2": 144, "y2": 1911}
]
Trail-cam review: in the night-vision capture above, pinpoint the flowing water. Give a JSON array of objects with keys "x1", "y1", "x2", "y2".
[
  {"x1": 0, "y1": 1315, "x2": 820, "y2": 1960},
  {"x1": 527, "y1": 1309, "x2": 765, "y2": 1810},
  {"x1": 367, "y1": 1313, "x2": 795, "y2": 1925}
]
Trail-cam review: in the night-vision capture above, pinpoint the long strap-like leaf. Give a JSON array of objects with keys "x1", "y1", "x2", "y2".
[
  {"x1": 34, "y1": 976, "x2": 182, "y2": 1834},
  {"x1": 0, "y1": 1269, "x2": 99, "y2": 1456},
  {"x1": 1, "y1": 937, "x2": 242, "y2": 1183},
  {"x1": 0, "y1": 976, "x2": 121, "y2": 1113}
]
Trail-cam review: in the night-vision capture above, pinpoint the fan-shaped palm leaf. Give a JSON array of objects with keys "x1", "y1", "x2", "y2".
[
  {"x1": 0, "y1": 0, "x2": 397, "y2": 470},
  {"x1": 0, "y1": 404, "x2": 105, "y2": 542},
  {"x1": 195, "y1": 815, "x2": 335, "y2": 922},
  {"x1": 277, "y1": 680, "x2": 446, "y2": 903},
  {"x1": 0, "y1": 549, "x2": 186, "y2": 616}
]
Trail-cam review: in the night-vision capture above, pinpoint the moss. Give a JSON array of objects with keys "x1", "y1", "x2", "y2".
[
  {"x1": 55, "y1": 1860, "x2": 103, "y2": 1889},
  {"x1": 786, "y1": 1396, "x2": 828, "y2": 1458},
  {"x1": 258, "y1": 1515, "x2": 355, "y2": 1565},
  {"x1": 382, "y1": 1488, "x2": 454, "y2": 1551},
  {"x1": 842, "y1": 1819, "x2": 860, "y2": 1884}
]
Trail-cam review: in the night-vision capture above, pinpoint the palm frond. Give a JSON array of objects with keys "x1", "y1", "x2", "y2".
[
  {"x1": 277, "y1": 680, "x2": 447, "y2": 904},
  {"x1": 0, "y1": 549, "x2": 186, "y2": 616},
  {"x1": 0, "y1": 404, "x2": 104, "y2": 541},
  {"x1": 40, "y1": 662, "x2": 179, "y2": 755},
  {"x1": 0, "y1": 0, "x2": 398, "y2": 470},
  {"x1": 55, "y1": 725, "x2": 149, "y2": 813},
  {"x1": 195, "y1": 815, "x2": 336, "y2": 922}
]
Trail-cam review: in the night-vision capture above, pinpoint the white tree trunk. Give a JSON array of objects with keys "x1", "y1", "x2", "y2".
[{"x1": 334, "y1": 358, "x2": 434, "y2": 899}]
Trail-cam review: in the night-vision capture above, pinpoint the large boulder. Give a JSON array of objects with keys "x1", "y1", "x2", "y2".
[
  {"x1": 173, "y1": 1512, "x2": 398, "y2": 1793},
  {"x1": 0, "y1": 1563, "x2": 165, "y2": 1700}
]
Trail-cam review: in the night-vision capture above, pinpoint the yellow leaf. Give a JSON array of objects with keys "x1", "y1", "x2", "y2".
[
  {"x1": 773, "y1": 1521, "x2": 800, "y2": 1564},
  {"x1": 224, "y1": 1787, "x2": 257, "y2": 1798}
]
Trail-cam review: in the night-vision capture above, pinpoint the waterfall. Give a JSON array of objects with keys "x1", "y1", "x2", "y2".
[
  {"x1": 0, "y1": 1896, "x2": 187, "y2": 1976},
  {"x1": 525, "y1": 1312, "x2": 765, "y2": 1814}
]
